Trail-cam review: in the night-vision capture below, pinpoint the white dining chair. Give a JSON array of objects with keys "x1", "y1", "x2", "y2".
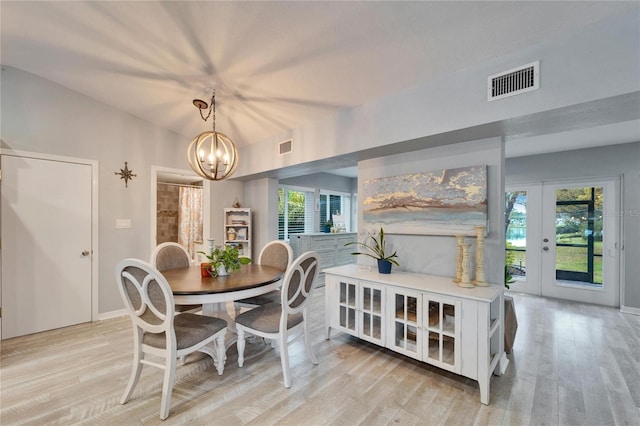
[
  {"x1": 235, "y1": 251, "x2": 320, "y2": 388},
  {"x1": 234, "y1": 241, "x2": 292, "y2": 345},
  {"x1": 151, "y1": 242, "x2": 201, "y2": 313},
  {"x1": 234, "y1": 240, "x2": 293, "y2": 310},
  {"x1": 116, "y1": 258, "x2": 227, "y2": 420}
]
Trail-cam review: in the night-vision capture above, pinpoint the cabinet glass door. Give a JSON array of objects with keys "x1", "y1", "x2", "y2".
[
  {"x1": 424, "y1": 297, "x2": 460, "y2": 373},
  {"x1": 338, "y1": 280, "x2": 357, "y2": 333},
  {"x1": 359, "y1": 283, "x2": 384, "y2": 344},
  {"x1": 388, "y1": 290, "x2": 421, "y2": 359}
]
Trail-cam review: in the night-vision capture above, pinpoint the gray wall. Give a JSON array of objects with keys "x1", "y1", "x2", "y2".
[
  {"x1": 235, "y1": 11, "x2": 638, "y2": 179},
  {"x1": 2, "y1": 10, "x2": 637, "y2": 317},
  {"x1": 280, "y1": 172, "x2": 356, "y2": 194},
  {"x1": 506, "y1": 142, "x2": 640, "y2": 311},
  {"x1": 357, "y1": 138, "x2": 504, "y2": 285},
  {"x1": 0, "y1": 66, "x2": 245, "y2": 314}
]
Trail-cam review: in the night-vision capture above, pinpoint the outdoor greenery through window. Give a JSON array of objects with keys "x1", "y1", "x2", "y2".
[
  {"x1": 279, "y1": 186, "x2": 353, "y2": 240},
  {"x1": 555, "y1": 187, "x2": 603, "y2": 285},
  {"x1": 505, "y1": 187, "x2": 604, "y2": 286},
  {"x1": 505, "y1": 191, "x2": 527, "y2": 279}
]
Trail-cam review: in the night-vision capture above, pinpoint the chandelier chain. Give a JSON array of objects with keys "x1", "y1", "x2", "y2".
[{"x1": 198, "y1": 91, "x2": 216, "y2": 125}]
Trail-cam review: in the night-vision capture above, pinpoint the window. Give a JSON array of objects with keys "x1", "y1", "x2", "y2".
[
  {"x1": 278, "y1": 186, "x2": 355, "y2": 240},
  {"x1": 278, "y1": 187, "x2": 314, "y2": 240},
  {"x1": 505, "y1": 191, "x2": 527, "y2": 279},
  {"x1": 555, "y1": 186, "x2": 603, "y2": 285},
  {"x1": 319, "y1": 190, "x2": 352, "y2": 231}
]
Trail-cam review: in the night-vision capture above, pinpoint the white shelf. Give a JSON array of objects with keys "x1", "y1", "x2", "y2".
[{"x1": 224, "y1": 208, "x2": 251, "y2": 258}]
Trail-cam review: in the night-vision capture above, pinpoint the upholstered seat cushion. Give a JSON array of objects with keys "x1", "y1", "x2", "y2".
[
  {"x1": 235, "y1": 303, "x2": 302, "y2": 334},
  {"x1": 175, "y1": 304, "x2": 202, "y2": 313},
  {"x1": 235, "y1": 290, "x2": 281, "y2": 306},
  {"x1": 143, "y1": 313, "x2": 226, "y2": 350}
]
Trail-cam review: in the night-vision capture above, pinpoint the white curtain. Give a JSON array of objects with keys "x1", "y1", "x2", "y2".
[{"x1": 178, "y1": 187, "x2": 203, "y2": 258}]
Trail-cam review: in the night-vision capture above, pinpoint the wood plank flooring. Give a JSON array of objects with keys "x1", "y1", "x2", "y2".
[{"x1": 1, "y1": 289, "x2": 639, "y2": 425}]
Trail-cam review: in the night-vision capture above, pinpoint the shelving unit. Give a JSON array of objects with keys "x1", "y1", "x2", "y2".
[
  {"x1": 223, "y1": 208, "x2": 251, "y2": 258},
  {"x1": 324, "y1": 264, "x2": 509, "y2": 405}
]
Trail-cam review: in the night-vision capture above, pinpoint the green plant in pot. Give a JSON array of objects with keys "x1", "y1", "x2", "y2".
[
  {"x1": 323, "y1": 218, "x2": 333, "y2": 233},
  {"x1": 345, "y1": 227, "x2": 399, "y2": 274},
  {"x1": 198, "y1": 244, "x2": 251, "y2": 277}
]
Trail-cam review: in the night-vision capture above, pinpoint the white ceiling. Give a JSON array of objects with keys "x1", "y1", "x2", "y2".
[{"x1": 2, "y1": 1, "x2": 639, "y2": 177}]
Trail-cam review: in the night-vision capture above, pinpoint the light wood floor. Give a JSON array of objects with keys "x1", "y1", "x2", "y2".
[{"x1": 1, "y1": 288, "x2": 639, "y2": 425}]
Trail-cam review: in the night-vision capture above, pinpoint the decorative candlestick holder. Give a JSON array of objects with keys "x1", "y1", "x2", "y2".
[
  {"x1": 458, "y1": 242, "x2": 474, "y2": 288},
  {"x1": 453, "y1": 235, "x2": 465, "y2": 283},
  {"x1": 473, "y1": 225, "x2": 490, "y2": 286}
]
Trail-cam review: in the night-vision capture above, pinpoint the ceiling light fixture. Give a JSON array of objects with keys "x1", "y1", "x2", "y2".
[{"x1": 186, "y1": 90, "x2": 239, "y2": 181}]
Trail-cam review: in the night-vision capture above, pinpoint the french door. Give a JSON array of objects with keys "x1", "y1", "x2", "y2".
[{"x1": 506, "y1": 178, "x2": 620, "y2": 306}]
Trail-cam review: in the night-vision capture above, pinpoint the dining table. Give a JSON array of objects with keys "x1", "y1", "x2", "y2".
[{"x1": 162, "y1": 263, "x2": 284, "y2": 350}]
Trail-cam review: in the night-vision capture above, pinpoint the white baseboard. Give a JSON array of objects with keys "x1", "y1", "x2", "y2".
[
  {"x1": 98, "y1": 309, "x2": 127, "y2": 321},
  {"x1": 620, "y1": 305, "x2": 640, "y2": 316}
]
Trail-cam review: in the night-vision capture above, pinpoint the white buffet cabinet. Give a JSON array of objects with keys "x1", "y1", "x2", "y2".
[
  {"x1": 324, "y1": 264, "x2": 509, "y2": 405},
  {"x1": 289, "y1": 232, "x2": 356, "y2": 285}
]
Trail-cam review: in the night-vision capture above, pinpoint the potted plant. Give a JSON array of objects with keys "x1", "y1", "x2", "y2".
[
  {"x1": 323, "y1": 218, "x2": 333, "y2": 233},
  {"x1": 198, "y1": 244, "x2": 251, "y2": 277},
  {"x1": 345, "y1": 227, "x2": 399, "y2": 274}
]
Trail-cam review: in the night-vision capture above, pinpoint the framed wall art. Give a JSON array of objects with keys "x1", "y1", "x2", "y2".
[{"x1": 362, "y1": 165, "x2": 487, "y2": 235}]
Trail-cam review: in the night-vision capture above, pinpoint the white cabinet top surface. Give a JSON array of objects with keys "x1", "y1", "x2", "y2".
[
  {"x1": 323, "y1": 264, "x2": 502, "y2": 302},
  {"x1": 291, "y1": 232, "x2": 356, "y2": 237}
]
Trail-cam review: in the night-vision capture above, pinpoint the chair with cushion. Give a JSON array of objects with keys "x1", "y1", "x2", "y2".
[
  {"x1": 234, "y1": 240, "x2": 293, "y2": 309},
  {"x1": 235, "y1": 251, "x2": 319, "y2": 388},
  {"x1": 151, "y1": 242, "x2": 200, "y2": 313},
  {"x1": 116, "y1": 258, "x2": 227, "y2": 420}
]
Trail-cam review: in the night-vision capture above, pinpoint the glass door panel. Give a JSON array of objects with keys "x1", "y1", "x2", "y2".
[
  {"x1": 506, "y1": 190, "x2": 528, "y2": 279},
  {"x1": 555, "y1": 187, "x2": 601, "y2": 286},
  {"x1": 338, "y1": 280, "x2": 357, "y2": 332},
  {"x1": 389, "y1": 291, "x2": 420, "y2": 358},
  {"x1": 541, "y1": 179, "x2": 618, "y2": 306},
  {"x1": 505, "y1": 185, "x2": 542, "y2": 296},
  {"x1": 360, "y1": 283, "x2": 384, "y2": 343},
  {"x1": 423, "y1": 297, "x2": 460, "y2": 372}
]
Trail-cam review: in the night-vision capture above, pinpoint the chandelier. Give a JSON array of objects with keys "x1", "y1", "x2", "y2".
[{"x1": 186, "y1": 90, "x2": 239, "y2": 180}]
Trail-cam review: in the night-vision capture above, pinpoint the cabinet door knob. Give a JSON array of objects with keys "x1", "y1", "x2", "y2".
[{"x1": 81, "y1": 250, "x2": 90, "y2": 256}]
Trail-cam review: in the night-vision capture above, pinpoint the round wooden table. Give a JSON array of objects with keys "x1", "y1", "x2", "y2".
[
  {"x1": 163, "y1": 264, "x2": 284, "y2": 352},
  {"x1": 163, "y1": 263, "x2": 283, "y2": 305}
]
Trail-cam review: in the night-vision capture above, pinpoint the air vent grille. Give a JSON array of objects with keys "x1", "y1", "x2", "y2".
[
  {"x1": 279, "y1": 139, "x2": 292, "y2": 155},
  {"x1": 488, "y1": 61, "x2": 539, "y2": 101}
]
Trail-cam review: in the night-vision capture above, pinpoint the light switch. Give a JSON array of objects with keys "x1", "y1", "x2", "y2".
[{"x1": 116, "y1": 219, "x2": 131, "y2": 229}]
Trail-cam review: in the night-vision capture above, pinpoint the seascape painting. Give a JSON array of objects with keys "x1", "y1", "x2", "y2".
[{"x1": 362, "y1": 165, "x2": 487, "y2": 235}]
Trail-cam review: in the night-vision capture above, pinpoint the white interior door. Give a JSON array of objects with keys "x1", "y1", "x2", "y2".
[
  {"x1": 1, "y1": 155, "x2": 93, "y2": 338},
  {"x1": 540, "y1": 178, "x2": 619, "y2": 306}
]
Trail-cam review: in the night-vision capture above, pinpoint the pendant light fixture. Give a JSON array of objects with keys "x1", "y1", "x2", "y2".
[{"x1": 186, "y1": 90, "x2": 239, "y2": 180}]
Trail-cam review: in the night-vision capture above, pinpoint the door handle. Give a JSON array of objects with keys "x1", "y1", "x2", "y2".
[{"x1": 81, "y1": 250, "x2": 90, "y2": 256}]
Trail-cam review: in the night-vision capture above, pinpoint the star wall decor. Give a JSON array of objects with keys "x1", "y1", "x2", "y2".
[{"x1": 115, "y1": 161, "x2": 136, "y2": 188}]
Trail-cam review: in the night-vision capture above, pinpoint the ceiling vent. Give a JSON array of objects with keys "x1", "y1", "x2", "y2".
[
  {"x1": 279, "y1": 139, "x2": 292, "y2": 155},
  {"x1": 488, "y1": 61, "x2": 539, "y2": 101}
]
